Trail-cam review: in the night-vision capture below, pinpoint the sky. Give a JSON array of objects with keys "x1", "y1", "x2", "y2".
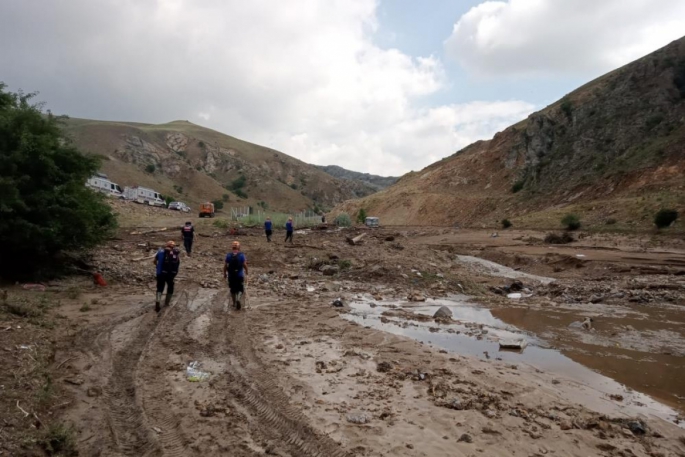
[{"x1": 1, "y1": 0, "x2": 684, "y2": 176}]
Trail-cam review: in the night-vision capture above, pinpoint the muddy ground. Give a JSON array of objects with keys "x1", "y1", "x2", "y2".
[{"x1": 2, "y1": 215, "x2": 685, "y2": 456}]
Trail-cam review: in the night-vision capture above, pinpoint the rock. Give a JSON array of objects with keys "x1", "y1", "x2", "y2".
[
  {"x1": 346, "y1": 412, "x2": 370, "y2": 424},
  {"x1": 589, "y1": 294, "x2": 604, "y2": 304},
  {"x1": 331, "y1": 298, "x2": 344, "y2": 308},
  {"x1": 482, "y1": 426, "x2": 500, "y2": 435},
  {"x1": 321, "y1": 265, "x2": 339, "y2": 276},
  {"x1": 559, "y1": 420, "x2": 572, "y2": 431},
  {"x1": 509, "y1": 280, "x2": 524, "y2": 292},
  {"x1": 376, "y1": 361, "x2": 393, "y2": 373},
  {"x1": 86, "y1": 386, "x2": 102, "y2": 397},
  {"x1": 408, "y1": 292, "x2": 426, "y2": 302},
  {"x1": 627, "y1": 421, "x2": 646, "y2": 435},
  {"x1": 433, "y1": 306, "x2": 452, "y2": 319},
  {"x1": 457, "y1": 433, "x2": 473, "y2": 443},
  {"x1": 385, "y1": 236, "x2": 395, "y2": 242},
  {"x1": 64, "y1": 377, "x2": 85, "y2": 386}
]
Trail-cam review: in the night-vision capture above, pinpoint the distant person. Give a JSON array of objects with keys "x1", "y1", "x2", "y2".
[
  {"x1": 153, "y1": 240, "x2": 180, "y2": 312},
  {"x1": 285, "y1": 217, "x2": 294, "y2": 244},
  {"x1": 321, "y1": 214, "x2": 326, "y2": 224},
  {"x1": 181, "y1": 221, "x2": 194, "y2": 256},
  {"x1": 223, "y1": 241, "x2": 248, "y2": 310},
  {"x1": 264, "y1": 217, "x2": 273, "y2": 242}
]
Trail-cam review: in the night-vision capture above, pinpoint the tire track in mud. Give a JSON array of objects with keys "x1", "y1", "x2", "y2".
[{"x1": 210, "y1": 293, "x2": 351, "y2": 457}]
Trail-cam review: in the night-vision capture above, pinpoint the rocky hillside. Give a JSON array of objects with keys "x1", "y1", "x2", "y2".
[
  {"x1": 60, "y1": 119, "x2": 372, "y2": 213},
  {"x1": 337, "y1": 36, "x2": 685, "y2": 231},
  {"x1": 316, "y1": 165, "x2": 398, "y2": 191}
]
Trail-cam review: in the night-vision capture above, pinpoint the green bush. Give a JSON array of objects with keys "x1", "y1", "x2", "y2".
[
  {"x1": 145, "y1": 164, "x2": 155, "y2": 174},
  {"x1": 654, "y1": 209, "x2": 678, "y2": 229},
  {"x1": 231, "y1": 175, "x2": 246, "y2": 190},
  {"x1": 0, "y1": 84, "x2": 117, "y2": 279},
  {"x1": 163, "y1": 196, "x2": 173, "y2": 206},
  {"x1": 335, "y1": 213, "x2": 352, "y2": 227},
  {"x1": 511, "y1": 181, "x2": 524, "y2": 193},
  {"x1": 560, "y1": 98, "x2": 573, "y2": 118},
  {"x1": 212, "y1": 199, "x2": 224, "y2": 210},
  {"x1": 233, "y1": 188, "x2": 248, "y2": 199},
  {"x1": 501, "y1": 219, "x2": 512, "y2": 229},
  {"x1": 339, "y1": 260, "x2": 352, "y2": 270},
  {"x1": 213, "y1": 219, "x2": 230, "y2": 229},
  {"x1": 561, "y1": 214, "x2": 581, "y2": 231},
  {"x1": 173, "y1": 185, "x2": 183, "y2": 194},
  {"x1": 222, "y1": 193, "x2": 230, "y2": 202},
  {"x1": 40, "y1": 422, "x2": 77, "y2": 456},
  {"x1": 357, "y1": 208, "x2": 367, "y2": 224}
]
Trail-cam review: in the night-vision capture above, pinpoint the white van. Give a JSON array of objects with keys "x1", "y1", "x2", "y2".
[
  {"x1": 86, "y1": 173, "x2": 123, "y2": 198},
  {"x1": 123, "y1": 186, "x2": 166, "y2": 207}
]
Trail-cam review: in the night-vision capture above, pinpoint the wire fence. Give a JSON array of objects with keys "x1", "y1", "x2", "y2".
[{"x1": 227, "y1": 207, "x2": 322, "y2": 228}]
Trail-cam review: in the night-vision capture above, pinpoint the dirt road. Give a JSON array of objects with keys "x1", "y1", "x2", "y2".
[{"x1": 2, "y1": 222, "x2": 685, "y2": 456}]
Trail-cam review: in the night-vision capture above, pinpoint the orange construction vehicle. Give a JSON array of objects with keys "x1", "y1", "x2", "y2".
[{"x1": 199, "y1": 202, "x2": 215, "y2": 218}]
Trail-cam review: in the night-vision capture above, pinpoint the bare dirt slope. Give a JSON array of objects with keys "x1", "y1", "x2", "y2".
[
  {"x1": 3, "y1": 208, "x2": 685, "y2": 456},
  {"x1": 60, "y1": 118, "x2": 377, "y2": 213},
  {"x1": 337, "y1": 36, "x2": 685, "y2": 232}
]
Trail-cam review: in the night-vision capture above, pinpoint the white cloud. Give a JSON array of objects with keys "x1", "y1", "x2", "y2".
[
  {"x1": 0, "y1": 0, "x2": 534, "y2": 176},
  {"x1": 445, "y1": 0, "x2": 685, "y2": 78}
]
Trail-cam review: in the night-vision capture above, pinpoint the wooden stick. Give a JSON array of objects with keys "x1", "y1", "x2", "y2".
[
  {"x1": 16, "y1": 401, "x2": 29, "y2": 417},
  {"x1": 56, "y1": 356, "x2": 78, "y2": 370}
]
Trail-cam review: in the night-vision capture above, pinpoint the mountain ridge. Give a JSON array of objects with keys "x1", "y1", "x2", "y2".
[{"x1": 315, "y1": 164, "x2": 398, "y2": 191}]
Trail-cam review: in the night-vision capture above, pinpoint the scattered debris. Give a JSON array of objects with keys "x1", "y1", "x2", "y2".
[
  {"x1": 346, "y1": 233, "x2": 366, "y2": 246},
  {"x1": 332, "y1": 298, "x2": 344, "y2": 308},
  {"x1": 186, "y1": 361, "x2": 210, "y2": 382},
  {"x1": 346, "y1": 412, "x2": 370, "y2": 424},
  {"x1": 499, "y1": 339, "x2": 528, "y2": 350}
]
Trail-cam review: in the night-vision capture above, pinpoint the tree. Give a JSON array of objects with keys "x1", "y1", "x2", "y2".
[
  {"x1": 357, "y1": 208, "x2": 367, "y2": 224},
  {"x1": 561, "y1": 214, "x2": 581, "y2": 231},
  {"x1": 501, "y1": 219, "x2": 512, "y2": 229},
  {"x1": 145, "y1": 164, "x2": 155, "y2": 174},
  {"x1": 212, "y1": 199, "x2": 224, "y2": 210},
  {"x1": 654, "y1": 209, "x2": 678, "y2": 229},
  {"x1": 0, "y1": 84, "x2": 117, "y2": 278}
]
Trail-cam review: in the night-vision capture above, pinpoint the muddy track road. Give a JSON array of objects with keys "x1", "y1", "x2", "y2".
[{"x1": 74, "y1": 288, "x2": 349, "y2": 457}]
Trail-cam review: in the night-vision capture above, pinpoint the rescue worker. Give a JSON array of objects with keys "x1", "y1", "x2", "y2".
[
  {"x1": 264, "y1": 217, "x2": 273, "y2": 242},
  {"x1": 223, "y1": 241, "x2": 248, "y2": 310},
  {"x1": 181, "y1": 221, "x2": 194, "y2": 256},
  {"x1": 285, "y1": 217, "x2": 294, "y2": 244},
  {"x1": 154, "y1": 240, "x2": 181, "y2": 312},
  {"x1": 321, "y1": 214, "x2": 326, "y2": 224}
]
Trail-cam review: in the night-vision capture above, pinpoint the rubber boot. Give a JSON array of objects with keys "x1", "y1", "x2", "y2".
[
  {"x1": 230, "y1": 293, "x2": 237, "y2": 310},
  {"x1": 164, "y1": 293, "x2": 172, "y2": 307},
  {"x1": 236, "y1": 292, "x2": 242, "y2": 311},
  {"x1": 155, "y1": 292, "x2": 162, "y2": 313}
]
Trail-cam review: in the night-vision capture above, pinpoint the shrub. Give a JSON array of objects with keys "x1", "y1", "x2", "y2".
[
  {"x1": 544, "y1": 232, "x2": 575, "y2": 244},
  {"x1": 501, "y1": 219, "x2": 512, "y2": 229},
  {"x1": 173, "y1": 185, "x2": 184, "y2": 194},
  {"x1": 339, "y1": 260, "x2": 352, "y2": 270},
  {"x1": 222, "y1": 193, "x2": 230, "y2": 202},
  {"x1": 560, "y1": 98, "x2": 573, "y2": 118},
  {"x1": 511, "y1": 181, "x2": 525, "y2": 193},
  {"x1": 213, "y1": 219, "x2": 230, "y2": 229},
  {"x1": 335, "y1": 213, "x2": 352, "y2": 227},
  {"x1": 164, "y1": 196, "x2": 174, "y2": 206},
  {"x1": 258, "y1": 200, "x2": 268, "y2": 209},
  {"x1": 40, "y1": 423, "x2": 77, "y2": 456},
  {"x1": 0, "y1": 84, "x2": 117, "y2": 279},
  {"x1": 145, "y1": 164, "x2": 155, "y2": 174},
  {"x1": 233, "y1": 188, "x2": 248, "y2": 199},
  {"x1": 561, "y1": 214, "x2": 581, "y2": 231},
  {"x1": 290, "y1": 183, "x2": 298, "y2": 190},
  {"x1": 231, "y1": 175, "x2": 246, "y2": 190},
  {"x1": 654, "y1": 209, "x2": 678, "y2": 229},
  {"x1": 198, "y1": 140, "x2": 206, "y2": 148},
  {"x1": 606, "y1": 218, "x2": 617, "y2": 225},
  {"x1": 212, "y1": 199, "x2": 224, "y2": 210},
  {"x1": 357, "y1": 208, "x2": 368, "y2": 224}
]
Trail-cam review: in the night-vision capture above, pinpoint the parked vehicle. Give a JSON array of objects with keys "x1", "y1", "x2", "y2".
[
  {"x1": 86, "y1": 173, "x2": 123, "y2": 198},
  {"x1": 199, "y1": 202, "x2": 215, "y2": 218},
  {"x1": 168, "y1": 201, "x2": 191, "y2": 212},
  {"x1": 365, "y1": 217, "x2": 380, "y2": 227},
  {"x1": 123, "y1": 186, "x2": 166, "y2": 207}
]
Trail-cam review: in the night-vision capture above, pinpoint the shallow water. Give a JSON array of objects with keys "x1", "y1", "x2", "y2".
[{"x1": 342, "y1": 296, "x2": 683, "y2": 426}]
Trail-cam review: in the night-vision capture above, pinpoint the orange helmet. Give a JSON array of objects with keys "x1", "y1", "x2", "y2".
[
  {"x1": 166, "y1": 240, "x2": 176, "y2": 248},
  {"x1": 231, "y1": 241, "x2": 240, "y2": 250}
]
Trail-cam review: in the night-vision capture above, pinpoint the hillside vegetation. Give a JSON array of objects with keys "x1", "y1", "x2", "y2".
[
  {"x1": 316, "y1": 165, "x2": 397, "y2": 191},
  {"x1": 337, "y1": 36, "x2": 685, "y2": 231},
  {"x1": 60, "y1": 119, "x2": 374, "y2": 213}
]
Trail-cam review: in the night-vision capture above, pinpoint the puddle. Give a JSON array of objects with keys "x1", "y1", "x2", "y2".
[
  {"x1": 456, "y1": 255, "x2": 555, "y2": 284},
  {"x1": 342, "y1": 296, "x2": 683, "y2": 425},
  {"x1": 187, "y1": 289, "x2": 218, "y2": 312}
]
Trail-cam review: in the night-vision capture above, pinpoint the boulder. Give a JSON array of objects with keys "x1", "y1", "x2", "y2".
[
  {"x1": 433, "y1": 306, "x2": 452, "y2": 319},
  {"x1": 321, "y1": 265, "x2": 340, "y2": 276}
]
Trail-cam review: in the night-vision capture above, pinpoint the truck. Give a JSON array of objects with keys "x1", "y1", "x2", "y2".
[
  {"x1": 86, "y1": 173, "x2": 123, "y2": 198},
  {"x1": 365, "y1": 217, "x2": 380, "y2": 228},
  {"x1": 123, "y1": 186, "x2": 166, "y2": 207},
  {"x1": 199, "y1": 202, "x2": 215, "y2": 218}
]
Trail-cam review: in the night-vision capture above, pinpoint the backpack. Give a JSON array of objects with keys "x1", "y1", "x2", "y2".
[
  {"x1": 162, "y1": 248, "x2": 180, "y2": 274},
  {"x1": 226, "y1": 252, "x2": 245, "y2": 276}
]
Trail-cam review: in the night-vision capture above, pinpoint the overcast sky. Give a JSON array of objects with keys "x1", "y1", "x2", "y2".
[{"x1": 2, "y1": 0, "x2": 684, "y2": 176}]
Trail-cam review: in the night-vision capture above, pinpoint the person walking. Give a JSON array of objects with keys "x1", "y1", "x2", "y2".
[
  {"x1": 181, "y1": 221, "x2": 194, "y2": 256},
  {"x1": 285, "y1": 217, "x2": 294, "y2": 244},
  {"x1": 321, "y1": 214, "x2": 326, "y2": 224},
  {"x1": 223, "y1": 241, "x2": 248, "y2": 310},
  {"x1": 153, "y1": 240, "x2": 181, "y2": 312},
  {"x1": 264, "y1": 217, "x2": 273, "y2": 242}
]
